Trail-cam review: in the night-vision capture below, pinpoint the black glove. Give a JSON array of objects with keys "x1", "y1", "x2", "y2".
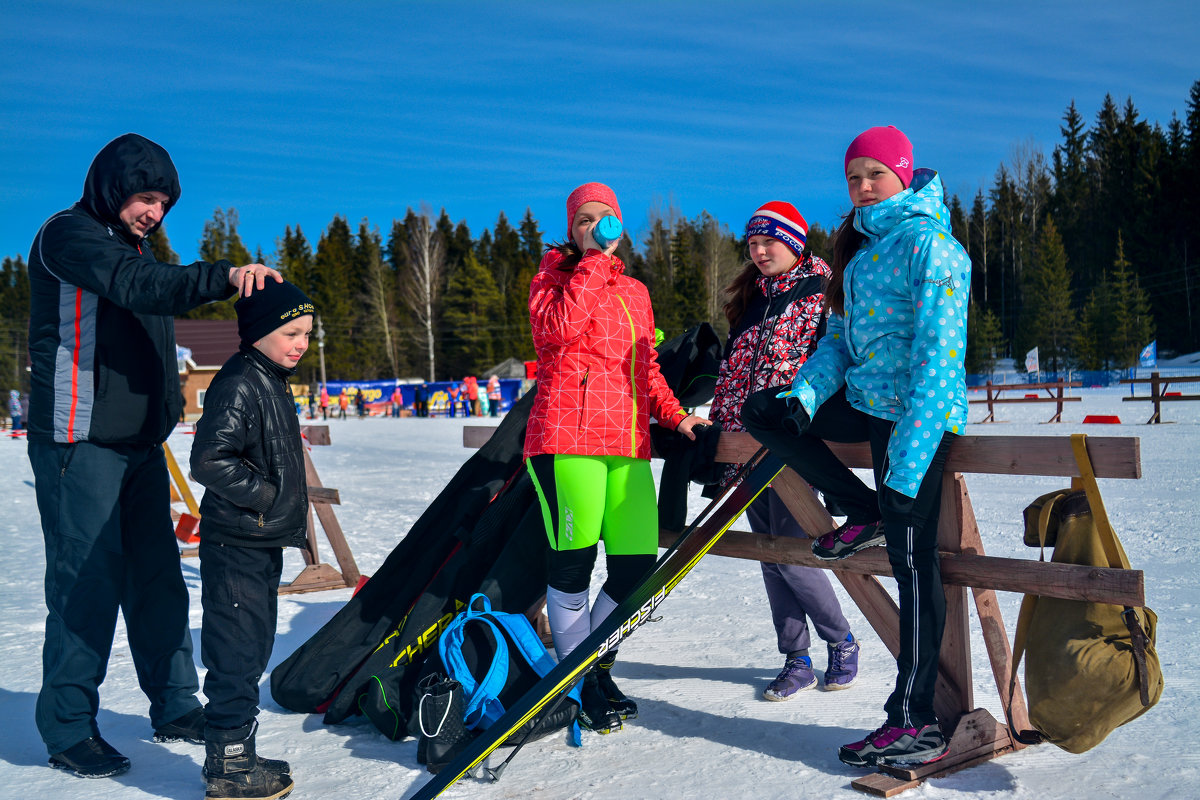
[{"x1": 782, "y1": 397, "x2": 811, "y2": 436}]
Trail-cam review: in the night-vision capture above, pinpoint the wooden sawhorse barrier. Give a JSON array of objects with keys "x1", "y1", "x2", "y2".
[
  {"x1": 969, "y1": 380, "x2": 1082, "y2": 423},
  {"x1": 285, "y1": 425, "x2": 362, "y2": 594},
  {"x1": 461, "y1": 426, "x2": 1144, "y2": 795},
  {"x1": 1119, "y1": 371, "x2": 1200, "y2": 423},
  {"x1": 673, "y1": 431, "x2": 1143, "y2": 796},
  {"x1": 167, "y1": 426, "x2": 361, "y2": 593}
]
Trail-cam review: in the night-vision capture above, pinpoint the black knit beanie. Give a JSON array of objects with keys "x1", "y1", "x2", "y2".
[{"x1": 235, "y1": 279, "x2": 315, "y2": 345}]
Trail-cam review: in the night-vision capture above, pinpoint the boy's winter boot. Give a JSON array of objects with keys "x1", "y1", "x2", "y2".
[
  {"x1": 578, "y1": 669, "x2": 622, "y2": 734},
  {"x1": 415, "y1": 674, "x2": 475, "y2": 774},
  {"x1": 763, "y1": 654, "x2": 816, "y2": 701},
  {"x1": 594, "y1": 651, "x2": 638, "y2": 719},
  {"x1": 203, "y1": 721, "x2": 294, "y2": 800}
]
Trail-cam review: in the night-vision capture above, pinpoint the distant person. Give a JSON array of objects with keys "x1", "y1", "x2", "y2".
[
  {"x1": 190, "y1": 279, "x2": 314, "y2": 799},
  {"x1": 391, "y1": 385, "x2": 403, "y2": 417},
  {"x1": 25, "y1": 132, "x2": 282, "y2": 778},
  {"x1": 414, "y1": 382, "x2": 429, "y2": 418},
  {"x1": 743, "y1": 126, "x2": 971, "y2": 768},
  {"x1": 337, "y1": 389, "x2": 348, "y2": 420},
  {"x1": 709, "y1": 201, "x2": 859, "y2": 701},
  {"x1": 486, "y1": 374, "x2": 502, "y2": 417},
  {"x1": 355, "y1": 390, "x2": 366, "y2": 418},
  {"x1": 7, "y1": 389, "x2": 21, "y2": 430},
  {"x1": 319, "y1": 384, "x2": 330, "y2": 420},
  {"x1": 524, "y1": 182, "x2": 707, "y2": 734},
  {"x1": 466, "y1": 375, "x2": 480, "y2": 416},
  {"x1": 447, "y1": 383, "x2": 459, "y2": 418}
]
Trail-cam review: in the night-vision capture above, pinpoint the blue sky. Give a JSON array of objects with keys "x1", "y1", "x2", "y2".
[{"x1": 1, "y1": 1, "x2": 1197, "y2": 264}]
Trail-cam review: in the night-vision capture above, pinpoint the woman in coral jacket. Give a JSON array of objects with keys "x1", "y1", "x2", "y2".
[{"x1": 524, "y1": 182, "x2": 706, "y2": 735}]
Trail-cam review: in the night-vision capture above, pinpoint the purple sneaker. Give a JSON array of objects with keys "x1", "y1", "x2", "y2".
[
  {"x1": 811, "y1": 520, "x2": 884, "y2": 561},
  {"x1": 838, "y1": 723, "x2": 948, "y2": 767},
  {"x1": 824, "y1": 633, "x2": 859, "y2": 690},
  {"x1": 762, "y1": 655, "x2": 816, "y2": 701}
]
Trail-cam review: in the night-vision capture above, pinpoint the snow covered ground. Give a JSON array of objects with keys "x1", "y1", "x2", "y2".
[{"x1": 1, "y1": 387, "x2": 1197, "y2": 799}]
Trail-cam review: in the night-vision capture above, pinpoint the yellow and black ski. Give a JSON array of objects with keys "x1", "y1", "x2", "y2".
[{"x1": 410, "y1": 447, "x2": 784, "y2": 799}]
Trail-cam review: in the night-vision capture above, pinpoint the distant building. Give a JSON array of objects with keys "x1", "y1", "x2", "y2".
[{"x1": 175, "y1": 319, "x2": 240, "y2": 420}]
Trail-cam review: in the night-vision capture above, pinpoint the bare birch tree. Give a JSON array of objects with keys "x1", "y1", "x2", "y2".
[
  {"x1": 359, "y1": 224, "x2": 399, "y2": 378},
  {"x1": 401, "y1": 206, "x2": 445, "y2": 381},
  {"x1": 698, "y1": 212, "x2": 739, "y2": 336}
]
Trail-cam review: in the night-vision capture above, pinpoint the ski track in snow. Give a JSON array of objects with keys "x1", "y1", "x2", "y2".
[{"x1": 1, "y1": 386, "x2": 1198, "y2": 799}]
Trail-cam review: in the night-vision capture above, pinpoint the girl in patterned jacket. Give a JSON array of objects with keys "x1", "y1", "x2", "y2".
[
  {"x1": 709, "y1": 202, "x2": 860, "y2": 702},
  {"x1": 524, "y1": 182, "x2": 707, "y2": 734},
  {"x1": 743, "y1": 126, "x2": 970, "y2": 768}
]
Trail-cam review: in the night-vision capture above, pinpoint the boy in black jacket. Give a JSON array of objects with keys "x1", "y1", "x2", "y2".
[{"x1": 190, "y1": 279, "x2": 315, "y2": 800}]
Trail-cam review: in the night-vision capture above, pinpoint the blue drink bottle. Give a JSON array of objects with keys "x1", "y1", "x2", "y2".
[{"x1": 592, "y1": 215, "x2": 623, "y2": 249}]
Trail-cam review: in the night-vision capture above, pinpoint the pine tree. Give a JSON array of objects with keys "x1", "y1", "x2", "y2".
[
  {"x1": 441, "y1": 251, "x2": 503, "y2": 378},
  {"x1": 1076, "y1": 276, "x2": 1117, "y2": 370},
  {"x1": 1017, "y1": 217, "x2": 1075, "y2": 373},
  {"x1": 147, "y1": 226, "x2": 179, "y2": 264},
  {"x1": 356, "y1": 222, "x2": 399, "y2": 378},
  {"x1": 669, "y1": 221, "x2": 706, "y2": 336},
  {"x1": 0, "y1": 255, "x2": 30, "y2": 393},
  {"x1": 183, "y1": 208, "x2": 255, "y2": 320},
  {"x1": 1109, "y1": 233, "x2": 1155, "y2": 368},
  {"x1": 696, "y1": 212, "x2": 739, "y2": 339},
  {"x1": 310, "y1": 216, "x2": 357, "y2": 379},
  {"x1": 965, "y1": 302, "x2": 1003, "y2": 377}
]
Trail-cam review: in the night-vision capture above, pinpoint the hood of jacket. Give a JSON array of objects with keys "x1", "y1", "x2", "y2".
[
  {"x1": 79, "y1": 133, "x2": 181, "y2": 237},
  {"x1": 853, "y1": 168, "x2": 948, "y2": 240}
]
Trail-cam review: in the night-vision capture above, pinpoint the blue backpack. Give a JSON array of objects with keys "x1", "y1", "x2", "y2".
[{"x1": 422, "y1": 594, "x2": 581, "y2": 752}]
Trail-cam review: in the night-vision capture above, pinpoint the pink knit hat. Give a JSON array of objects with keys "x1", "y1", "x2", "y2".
[
  {"x1": 745, "y1": 201, "x2": 808, "y2": 257},
  {"x1": 844, "y1": 126, "x2": 914, "y2": 188},
  {"x1": 566, "y1": 182, "x2": 622, "y2": 231}
]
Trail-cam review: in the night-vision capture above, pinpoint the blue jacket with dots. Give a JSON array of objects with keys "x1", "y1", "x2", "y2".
[{"x1": 789, "y1": 168, "x2": 970, "y2": 498}]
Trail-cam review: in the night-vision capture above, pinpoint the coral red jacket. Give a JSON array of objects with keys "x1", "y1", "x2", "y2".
[{"x1": 524, "y1": 249, "x2": 685, "y2": 460}]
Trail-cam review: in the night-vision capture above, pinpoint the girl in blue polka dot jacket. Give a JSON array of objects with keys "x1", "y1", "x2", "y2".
[{"x1": 743, "y1": 125, "x2": 970, "y2": 769}]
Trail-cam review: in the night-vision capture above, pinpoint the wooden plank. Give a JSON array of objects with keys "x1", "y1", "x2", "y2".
[
  {"x1": 968, "y1": 397, "x2": 1081, "y2": 404},
  {"x1": 463, "y1": 425, "x2": 495, "y2": 449},
  {"x1": 299, "y1": 425, "x2": 331, "y2": 446},
  {"x1": 279, "y1": 563, "x2": 349, "y2": 595},
  {"x1": 936, "y1": 474, "x2": 972, "y2": 723},
  {"x1": 714, "y1": 432, "x2": 1141, "y2": 479},
  {"x1": 308, "y1": 486, "x2": 341, "y2": 505},
  {"x1": 465, "y1": 427, "x2": 1141, "y2": 480},
  {"x1": 1123, "y1": 394, "x2": 1200, "y2": 402},
  {"x1": 770, "y1": 469, "x2": 834, "y2": 539},
  {"x1": 659, "y1": 530, "x2": 1145, "y2": 606}
]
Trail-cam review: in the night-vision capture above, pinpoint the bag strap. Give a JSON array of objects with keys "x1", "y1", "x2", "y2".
[
  {"x1": 1006, "y1": 593, "x2": 1046, "y2": 745},
  {"x1": 439, "y1": 595, "x2": 512, "y2": 729},
  {"x1": 1069, "y1": 435, "x2": 1153, "y2": 707}
]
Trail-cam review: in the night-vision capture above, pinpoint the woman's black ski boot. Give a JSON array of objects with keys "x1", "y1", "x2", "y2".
[{"x1": 595, "y1": 651, "x2": 638, "y2": 719}]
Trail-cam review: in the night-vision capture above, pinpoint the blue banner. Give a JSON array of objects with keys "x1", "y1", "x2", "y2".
[
  {"x1": 316, "y1": 379, "x2": 525, "y2": 414},
  {"x1": 1138, "y1": 340, "x2": 1157, "y2": 368}
]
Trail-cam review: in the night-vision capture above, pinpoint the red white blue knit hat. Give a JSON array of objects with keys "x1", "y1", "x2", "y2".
[{"x1": 745, "y1": 201, "x2": 808, "y2": 257}]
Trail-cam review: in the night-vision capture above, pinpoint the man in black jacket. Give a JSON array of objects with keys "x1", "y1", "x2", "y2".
[{"x1": 26, "y1": 133, "x2": 282, "y2": 779}]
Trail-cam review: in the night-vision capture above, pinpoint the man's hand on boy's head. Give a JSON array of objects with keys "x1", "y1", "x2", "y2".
[{"x1": 228, "y1": 264, "x2": 284, "y2": 297}]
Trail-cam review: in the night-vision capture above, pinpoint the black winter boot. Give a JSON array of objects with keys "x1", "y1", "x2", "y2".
[
  {"x1": 416, "y1": 673, "x2": 475, "y2": 774},
  {"x1": 203, "y1": 721, "x2": 294, "y2": 800},
  {"x1": 595, "y1": 651, "x2": 638, "y2": 720},
  {"x1": 578, "y1": 670, "x2": 622, "y2": 734}
]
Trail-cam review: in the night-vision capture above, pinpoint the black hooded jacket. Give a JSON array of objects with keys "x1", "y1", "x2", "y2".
[
  {"x1": 26, "y1": 133, "x2": 236, "y2": 445},
  {"x1": 189, "y1": 345, "x2": 308, "y2": 549}
]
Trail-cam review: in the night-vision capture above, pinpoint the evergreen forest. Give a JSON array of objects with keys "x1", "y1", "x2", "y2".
[{"x1": 2, "y1": 84, "x2": 1199, "y2": 391}]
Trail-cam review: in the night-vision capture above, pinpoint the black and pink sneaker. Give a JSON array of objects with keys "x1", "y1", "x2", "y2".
[
  {"x1": 811, "y1": 520, "x2": 884, "y2": 561},
  {"x1": 838, "y1": 723, "x2": 948, "y2": 767}
]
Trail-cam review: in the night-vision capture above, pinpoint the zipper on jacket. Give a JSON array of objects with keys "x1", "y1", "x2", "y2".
[
  {"x1": 258, "y1": 513, "x2": 264, "y2": 528},
  {"x1": 615, "y1": 295, "x2": 638, "y2": 457},
  {"x1": 579, "y1": 366, "x2": 589, "y2": 431}
]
